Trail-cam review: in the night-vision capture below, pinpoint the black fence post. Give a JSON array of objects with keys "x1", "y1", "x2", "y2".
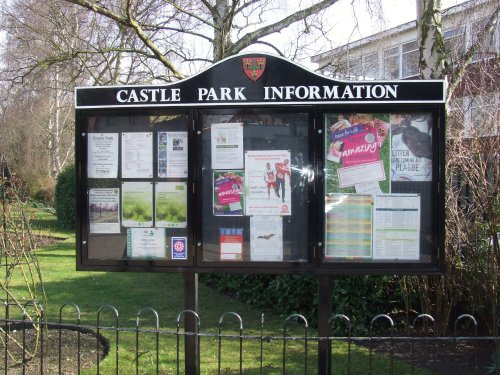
[
  {"x1": 318, "y1": 274, "x2": 332, "y2": 374},
  {"x1": 184, "y1": 272, "x2": 199, "y2": 374}
]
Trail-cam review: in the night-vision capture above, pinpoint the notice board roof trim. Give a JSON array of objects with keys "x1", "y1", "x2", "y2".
[{"x1": 75, "y1": 52, "x2": 447, "y2": 109}]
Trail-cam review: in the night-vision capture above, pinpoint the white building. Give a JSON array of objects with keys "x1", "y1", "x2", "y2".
[{"x1": 312, "y1": 0, "x2": 499, "y2": 138}]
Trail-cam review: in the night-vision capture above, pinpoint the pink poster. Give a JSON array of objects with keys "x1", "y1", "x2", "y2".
[
  {"x1": 340, "y1": 127, "x2": 380, "y2": 168},
  {"x1": 213, "y1": 170, "x2": 244, "y2": 216},
  {"x1": 217, "y1": 180, "x2": 241, "y2": 205}
]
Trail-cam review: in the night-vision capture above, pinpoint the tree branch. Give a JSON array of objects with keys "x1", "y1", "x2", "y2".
[
  {"x1": 446, "y1": 4, "x2": 500, "y2": 101},
  {"x1": 226, "y1": 0, "x2": 339, "y2": 56}
]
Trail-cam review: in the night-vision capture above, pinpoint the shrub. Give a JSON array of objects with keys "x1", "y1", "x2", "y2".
[
  {"x1": 54, "y1": 163, "x2": 75, "y2": 228},
  {"x1": 31, "y1": 178, "x2": 56, "y2": 207},
  {"x1": 200, "y1": 273, "x2": 405, "y2": 333}
]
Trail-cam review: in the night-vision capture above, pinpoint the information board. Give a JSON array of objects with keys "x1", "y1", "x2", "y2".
[{"x1": 75, "y1": 53, "x2": 446, "y2": 274}]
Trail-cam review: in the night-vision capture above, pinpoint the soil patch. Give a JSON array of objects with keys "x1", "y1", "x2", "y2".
[
  {"x1": 366, "y1": 338, "x2": 498, "y2": 374},
  {"x1": 0, "y1": 323, "x2": 108, "y2": 374}
]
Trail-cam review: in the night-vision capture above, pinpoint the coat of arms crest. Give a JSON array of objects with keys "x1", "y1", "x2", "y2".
[{"x1": 242, "y1": 57, "x2": 266, "y2": 82}]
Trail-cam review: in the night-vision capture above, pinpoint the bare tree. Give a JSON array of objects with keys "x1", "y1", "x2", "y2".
[
  {"x1": 0, "y1": 0, "x2": 356, "y2": 189},
  {"x1": 416, "y1": 0, "x2": 500, "y2": 335},
  {"x1": 7, "y1": 0, "x2": 342, "y2": 81}
]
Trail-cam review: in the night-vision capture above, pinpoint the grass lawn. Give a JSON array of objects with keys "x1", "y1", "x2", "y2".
[{"x1": 3, "y1": 209, "x2": 430, "y2": 374}]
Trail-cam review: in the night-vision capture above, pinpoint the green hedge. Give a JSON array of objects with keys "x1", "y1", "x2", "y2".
[
  {"x1": 54, "y1": 163, "x2": 76, "y2": 228},
  {"x1": 200, "y1": 273, "x2": 405, "y2": 333}
]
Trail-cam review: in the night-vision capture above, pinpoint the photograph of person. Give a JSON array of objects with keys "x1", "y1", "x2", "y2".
[
  {"x1": 275, "y1": 159, "x2": 291, "y2": 202},
  {"x1": 264, "y1": 162, "x2": 277, "y2": 199}
]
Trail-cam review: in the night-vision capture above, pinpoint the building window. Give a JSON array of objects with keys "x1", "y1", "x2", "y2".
[
  {"x1": 383, "y1": 41, "x2": 419, "y2": 79},
  {"x1": 363, "y1": 52, "x2": 379, "y2": 80},
  {"x1": 401, "y1": 41, "x2": 419, "y2": 78},
  {"x1": 444, "y1": 27, "x2": 465, "y2": 65},
  {"x1": 471, "y1": 18, "x2": 498, "y2": 61},
  {"x1": 383, "y1": 46, "x2": 400, "y2": 79},
  {"x1": 347, "y1": 57, "x2": 362, "y2": 79},
  {"x1": 447, "y1": 97, "x2": 466, "y2": 139},
  {"x1": 347, "y1": 53, "x2": 379, "y2": 79},
  {"x1": 469, "y1": 93, "x2": 498, "y2": 136}
]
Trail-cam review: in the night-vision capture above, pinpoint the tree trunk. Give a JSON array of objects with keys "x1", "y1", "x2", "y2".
[
  {"x1": 416, "y1": 0, "x2": 446, "y2": 79},
  {"x1": 213, "y1": 0, "x2": 233, "y2": 61}
]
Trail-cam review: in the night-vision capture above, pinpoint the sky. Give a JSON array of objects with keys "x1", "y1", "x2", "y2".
[
  {"x1": 0, "y1": 0, "x2": 472, "y2": 73},
  {"x1": 324, "y1": 0, "x2": 469, "y2": 46}
]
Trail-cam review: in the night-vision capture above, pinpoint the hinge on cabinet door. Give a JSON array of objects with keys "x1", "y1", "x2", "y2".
[
  {"x1": 192, "y1": 182, "x2": 195, "y2": 194},
  {"x1": 192, "y1": 118, "x2": 195, "y2": 131},
  {"x1": 313, "y1": 118, "x2": 316, "y2": 130}
]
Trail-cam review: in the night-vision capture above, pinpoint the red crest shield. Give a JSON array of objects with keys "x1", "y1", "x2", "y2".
[{"x1": 242, "y1": 57, "x2": 266, "y2": 82}]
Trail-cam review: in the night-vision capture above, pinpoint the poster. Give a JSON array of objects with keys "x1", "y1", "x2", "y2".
[
  {"x1": 220, "y1": 228, "x2": 243, "y2": 261},
  {"x1": 390, "y1": 114, "x2": 432, "y2": 181},
  {"x1": 158, "y1": 131, "x2": 188, "y2": 178},
  {"x1": 250, "y1": 216, "x2": 283, "y2": 261},
  {"x1": 213, "y1": 171, "x2": 244, "y2": 216},
  {"x1": 127, "y1": 228, "x2": 166, "y2": 258},
  {"x1": 172, "y1": 237, "x2": 188, "y2": 260},
  {"x1": 245, "y1": 150, "x2": 291, "y2": 216},
  {"x1": 211, "y1": 123, "x2": 244, "y2": 169},
  {"x1": 325, "y1": 114, "x2": 391, "y2": 195},
  {"x1": 325, "y1": 194, "x2": 373, "y2": 259},
  {"x1": 121, "y1": 181, "x2": 153, "y2": 227},
  {"x1": 155, "y1": 182, "x2": 187, "y2": 228},
  {"x1": 88, "y1": 188, "x2": 120, "y2": 233},
  {"x1": 373, "y1": 194, "x2": 420, "y2": 260},
  {"x1": 87, "y1": 133, "x2": 118, "y2": 178},
  {"x1": 121, "y1": 132, "x2": 153, "y2": 178}
]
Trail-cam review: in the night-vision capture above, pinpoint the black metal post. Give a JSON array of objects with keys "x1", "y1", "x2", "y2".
[
  {"x1": 184, "y1": 272, "x2": 199, "y2": 374},
  {"x1": 317, "y1": 274, "x2": 332, "y2": 374}
]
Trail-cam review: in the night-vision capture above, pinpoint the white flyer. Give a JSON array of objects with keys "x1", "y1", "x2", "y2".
[
  {"x1": 88, "y1": 188, "x2": 120, "y2": 233},
  {"x1": 211, "y1": 123, "x2": 244, "y2": 169},
  {"x1": 354, "y1": 181, "x2": 383, "y2": 195},
  {"x1": 245, "y1": 150, "x2": 291, "y2": 216},
  {"x1": 373, "y1": 194, "x2": 421, "y2": 260},
  {"x1": 127, "y1": 228, "x2": 166, "y2": 259},
  {"x1": 121, "y1": 132, "x2": 153, "y2": 178},
  {"x1": 337, "y1": 160, "x2": 386, "y2": 188},
  {"x1": 87, "y1": 133, "x2": 118, "y2": 178},
  {"x1": 250, "y1": 216, "x2": 283, "y2": 261}
]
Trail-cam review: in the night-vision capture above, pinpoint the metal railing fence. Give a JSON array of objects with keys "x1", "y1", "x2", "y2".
[{"x1": 0, "y1": 301, "x2": 498, "y2": 374}]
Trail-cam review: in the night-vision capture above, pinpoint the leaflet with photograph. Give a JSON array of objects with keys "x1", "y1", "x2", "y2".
[
  {"x1": 121, "y1": 132, "x2": 153, "y2": 178},
  {"x1": 127, "y1": 228, "x2": 166, "y2": 259},
  {"x1": 121, "y1": 181, "x2": 153, "y2": 227},
  {"x1": 87, "y1": 133, "x2": 118, "y2": 178},
  {"x1": 89, "y1": 188, "x2": 120, "y2": 233},
  {"x1": 373, "y1": 194, "x2": 421, "y2": 260},
  {"x1": 250, "y1": 216, "x2": 283, "y2": 261},
  {"x1": 245, "y1": 150, "x2": 291, "y2": 216},
  {"x1": 211, "y1": 123, "x2": 244, "y2": 169},
  {"x1": 155, "y1": 182, "x2": 187, "y2": 228},
  {"x1": 390, "y1": 114, "x2": 432, "y2": 182},
  {"x1": 158, "y1": 131, "x2": 188, "y2": 178}
]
